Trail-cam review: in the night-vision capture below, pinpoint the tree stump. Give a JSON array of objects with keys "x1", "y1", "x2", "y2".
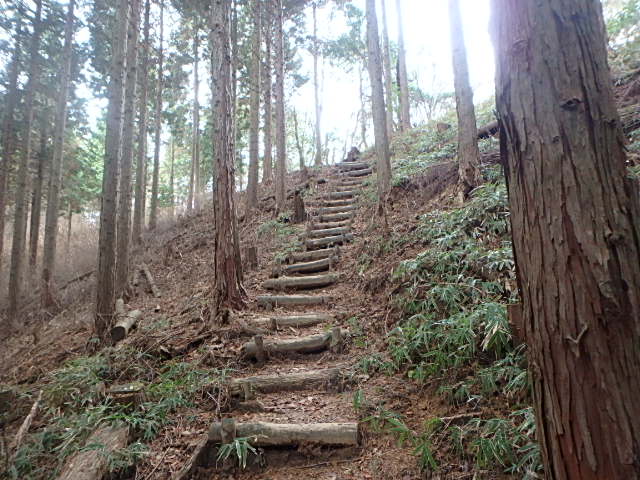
[{"x1": 292, "y1": 190, "x2": 306, "y2": 224}]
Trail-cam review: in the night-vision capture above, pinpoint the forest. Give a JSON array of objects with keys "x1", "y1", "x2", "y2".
[{"x1": 1, "y1": 0, "x2": 640, "y2": 478}]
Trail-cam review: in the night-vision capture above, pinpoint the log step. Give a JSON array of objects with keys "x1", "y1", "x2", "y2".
[
  {"x1": 312, "y1": 220, "x2": 351, "y2": 229},
  {"x1": 208, "y1": 420, "x2": 359, "y2": 447},
  {"x1": 322, "y1": 199, "x2": 354, "y2": 208},
  {"x1": 337, "y1": 161, "x2": 369, "y2": 171},
  {"x1": 228, "y1": 367, "x2": 346, "y2": 397},
  {"x1": 328, "y1": 190, "x2": 356, "y2": 199},
  {"x1": 318, "y1": 205, "x2": 357, "y2": 215},
  {"x1": 241, "y1": 328, "x2": 348, "y2": 358},
  {"x1": 308, "y1": 226, "x2": 350, "y2": 238},
  {"x1": 342, "y1": 168, "x2": 372, "y2": 177},
  {"x1": 263, "y1": 273, "x2": 338, "y2": 291},
  {"x1": 336, "y1": 178, "x2": 364, "y2": 186},
  {"x1": 254, "y1": 313, "x2": 334, "y2": 329},
  {"x1": 306, "y1": 233, "x2": 354, "y2": 250},
  {"x1": 277, "y1": 256, "x2": 336, "y2": 275},
  {"x1": 319, "y1": 212, "x2": 354, "y2": 223},
  {"x1": 286, "y1": 247, "x2": 340, "y2": 263},
  {"x1": 257, "y1": 294, "x2": 331, "y2": 308}
]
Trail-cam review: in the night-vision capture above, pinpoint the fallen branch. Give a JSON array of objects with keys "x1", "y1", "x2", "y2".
[
  {"x1": 11, "y1": 390, "x2": 42, "y2": 461},
  {"x1": 142, "y1": 263, "x2": 162, "y2": 298}
]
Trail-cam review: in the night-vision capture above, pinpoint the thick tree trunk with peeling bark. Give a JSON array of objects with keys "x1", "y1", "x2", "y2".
[
  {"x1": 262, "y1": 4, "x2": 274, "y2": 184},
  {"x1": 395, "y1": 0, "x2": 410, "y2": 131},
  {"x1": 210, "y1": 0, "x2": 245, "y2": 319},
  {"x1": 365, "y1": 0, "x2": 391, "y2": 205},
  {"x1": 116, "y1": 0, "x2": 141, "y2": 298},
  {"x1": 42, "y1": 0, "x2": 76, "y2": 307},
  {"x1": 246, "y1": 0, "x2": 261, "y2": 211},
  {"x1": 274, "y1": 0, "x2": 287, "y2": 214},
  {"x1": 492, "y1": 1, "x2": 640, "y2": 478},
  {"x1": 96, "y1": 0, "x2": 129, "y2": 345},
  {"x1": 449, "y1": 0, "x2": 482, "y2": 201},
  {"x1": 8, "y1": 0, "x2": 43, "y2": 318}
]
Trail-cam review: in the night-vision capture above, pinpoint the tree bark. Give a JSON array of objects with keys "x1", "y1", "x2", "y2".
[
  {"x1": 148, "y1": 0, "x2": 164, "y2": 231},
  {"x1": 210, "y1": 0, "x2": 245, "y2": 319},
  {"x1": 29, "y1": 120, "x2": 49, "y2": 273},
  {"x1": 188, "y1": 26, "x2": 201, "y2": 212},
  {"x1": 246, "y1": 0, "x2": 261, "y2": 212},
  {"x1": 169, "y1": 135, "x2": 175, "y2": 218},
  {"x1": 95, "y1": 0, "x2": 129, "y2": 345},
  {"x1": 8, "y1": 0, "x2": 43, "y2": 318},
  {"x1": 365, "y1": 0, "x2": 391, "y2": 207},
  {"x1": 380, "y1": 0, "x2": 394, "y2": 137},
  {"x1": 491, "y1": 1, "x2": 640, "y2": 478},
  {"x1": 133, "y1": 0, "x2": 151, "y2": 245},
  {"x1": 0, "y1": 19, "x2": 22, "y2": 292},
  {"x1": 358, "y1": 67, "x2": 368, "y2": 149},
  {"x1": 292, "y1": 110, "x2": 307, "y2": 175},
  {"x1": 274, "y1": 0, "x2": 287, "y2": 214},
  {"x1": 395, "y1": 0, "x2": 411, "y2": 131},
  {"x1": 313, "y1": 1, "x2": 323, "y2": 167},
  {"x1": 262, "y1": 2, "x2": 274, "y2": 184},
  {"x1": 449, "y1": 0, "x2": 482, "y2": 202},
  {"x1": 41, "y1": 0, "x2": 76, "y2": 308},
  {"x1": 115, "y1": 0, "x2": 141, "y2": 298}
]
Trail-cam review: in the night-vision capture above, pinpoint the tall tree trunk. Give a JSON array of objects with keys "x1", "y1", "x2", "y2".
[
  {"x1": 115, "y1": 0, "x2": 141, "y2": 298},
  {"x1": 492, "y1": 1, "x2": 640, "y2": 478},
  {"x1": 133, "y1": 0, "x2": 151, "y2": 244},
  {"x1": 262, "y1": 2, "x2": 273, "y2": 183},
  {"x1": 188, "y1": 27, "x2": 201, "y2": 212},
  {"x1": 66, "y1": 202, "x2": 72, "y2": 254},
  {"x1": 169, "y1": 135, "x2": 175, "y2": 218},
  {"x1": 365, "y1": 0, "x2": 391, "y2": 205},
  {"x1": 246, "y1": 0, "x2": 261, "y2": 211},
  {"x1": 292, "y1": 109, "x2": 307, "y2": 174},
  {"x1": 8, "y1": 0, "x2": 43, "y2": 318},
  {"x1": 210, "y1": 0, "x2": 245, "y2": 319},
  {"x1": 312, "y1": 2, "x2": 322, "y2": 167},
  {"x1": 449, "y1": 0, "x2": 482, "y2": 202},
  {"x1": 96, "y1": 0, "x2": 129, "y2": 345},
  {"x1": 42, "y1": 0, "x2": 76, "y2": 307},
  {"x1": 358, "y1": 67, "x2": 368, "y2": 149},
  {"x1": 0, "y1": 19, "x2": 22, "y2": 290},
  {"x1": 274, "y1": 0, "x2": 286, "y2": 214},
  {"x1": 29, "y1": 120, "x2": 49, "y2": 273},
  {"x1": 380, "y1": 0, "x2": 394, "y2": 137},
  {"x1": 395, "y1": 0, "x2": 411, "y2": 131},
  {"x1": 149, "y1": 0, "x2": 164, "y2": 231}
]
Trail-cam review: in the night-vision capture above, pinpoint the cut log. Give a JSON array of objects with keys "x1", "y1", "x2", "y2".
[
  {"x1": 337, "y1": 178, "x2": 363, "y2": 186},
  {"x1": 308, "y1": 227, "x2": 350, "y2": 238},
  {"x1": 337, "y1": 162, "x2": 369, "y2": 171},
  {"x1": 107, "y1": 382, "x2": 145, "y2": 406},
  {"x1": 241, "y1": 329, "x2": 348, "y2": 359},
  {"x1": 208, "y1": 421, "x2": 359, "y2": 447},
  {"x1": 306, "y1": 233, "x2": 353, "y2": 250},
  {"x1": 278, "y1": 256, "x2": 336, "y2": 275},
  {"x1": 342, "y1": 167, "x2": 372, "y2": 177},
  {"x1": 328, "y1": 190, "x2": 356, "y2": 199},
  {"x1": 286, "y1": 246, "x2": 340, "y2": 264},
  {"x1": 57, "y1": 426, "x2": 129, "y2": 480},
  {"x1": 111, "y1": 310, "x2": 142, "y2": 343},
  {"x1": 318, "y1": 205, "x2": 356, "y2": 215},
  {"x1": 229, "y1": 367, "x2": 346, "y2": 396},
  {"x1": 257, "y1": 295, "x2": 331, "y2": 308},
  {"x1": 320, "y1": 199, "x2": 354, "y2": 208},
  {"x1": 263, "y1": 273, "x2": 338, "y2": 291},
  {"x1": 292, "y1": 190, "x2": 306, "y2": 223},
  {"x1": 312, "y1": 220, "x2": 351, "y2": 230},
  {"x1": 259, "y1": 313, "x2": 334, "y2": 328},
  {"x1": 142, "y1": 263, "x2": 162, "y2": 298},
  {"x1": 319, "y1": 212, "x2": 354, "y2": 223}
]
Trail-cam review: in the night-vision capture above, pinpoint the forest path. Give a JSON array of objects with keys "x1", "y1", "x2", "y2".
[{"x1": 176, "y1": 158, "x2": 373, "y2": 479}]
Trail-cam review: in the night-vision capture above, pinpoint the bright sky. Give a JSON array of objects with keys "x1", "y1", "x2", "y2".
[{"x1": 292, "y1": 0, "x2": 495, "y2": 155}]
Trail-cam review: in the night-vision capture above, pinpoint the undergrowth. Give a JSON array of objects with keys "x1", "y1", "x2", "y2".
[{"x1": 5, "y1": 350, "x2": 230, "y2": 479}]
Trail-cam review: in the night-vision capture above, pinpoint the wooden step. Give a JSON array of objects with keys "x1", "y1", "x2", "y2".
[
  {"x1": 257, "y1": 294, "x2": 331, "y2": 308},
  {"x1": 228, "y1": 367, "x2": 346, "y2": 397},
  {"x1": 337, "y1": 178, "x2": 364, "y2": 185},
  {"x1": 337, "y1": 161, "x2": 369, "y2": 170},
  {"x1": 306, "y1": 233, "x2": 353, "y2": 250},
  {"x1": 260, "y1": 313, "x2": 334, "y2": 328},
  {"x1": 328, "y1": 190, "x2": 356, "y2": 199},
  {"x1": 208, "y1": 420, "x2": 359, "y2": 447},
  {"x1": 312, "y1": 219, "x2": 351, "y2": 229},
  {"x1": 342, "y1": 167, "x2": 372, "y2": 177},
  {"x1": 318, "y1": 205, "x2": 357, "y2": 215},
  {"x1": 322, "y1": 199, "x2": 354, "y2": 208},
  {"x1": 285, "y1": 247, "x2": 340, "y2": 263},
  {"x1": 263, "y1": 273, "x2": 338, "y2": 291},
  {"x1": 308, "y1": 226, "x2": 350, "y2": 238},
  {"x1": 275, "y1": 256, "x2": 336, "y2": 275},
  {"x1": 319, "y1": 212, "x2": 354, "y2": 223},
  {"x1": 241, "y1": 328, "x2": 347, "y2": 359}
]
